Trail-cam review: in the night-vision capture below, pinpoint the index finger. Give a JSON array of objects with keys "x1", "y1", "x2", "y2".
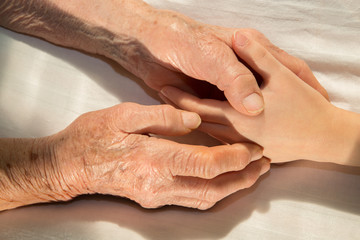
[{"x1": 232, "y1": 31, "x2": 285, "y2": 80}]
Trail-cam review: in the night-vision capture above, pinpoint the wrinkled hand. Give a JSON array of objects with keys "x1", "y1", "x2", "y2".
[
  {"x1": 160, "y1": 33, "x2": 334, "y2": 163},
  {"x1": 54, "y1": 103, "x2": 269, "y2": 209},
  {"x1": 130, "y1": 9, "x2": 328, "y2": 115}
]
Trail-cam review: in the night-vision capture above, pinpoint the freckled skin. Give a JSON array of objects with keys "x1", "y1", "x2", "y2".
[
  {"x1": 0, "y1": 103, "x2": 269, "y2": 211},
  {"x1": 0, "y1": 0, "x2": 329, "y2": 211},
  {"x1": 0, "y1": 0, "x2": 327, "y2": 104},
  {"x1": 52, "y1": 103, "x2": 268, "y2": 209}
]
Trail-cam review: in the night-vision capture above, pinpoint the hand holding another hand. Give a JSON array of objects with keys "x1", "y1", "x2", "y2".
[
  {"x1": 160, "y1": 32, "x2": 360, "y2": 166},
  {"x1": 50, "y1": 103, "x2": 269, "y2": 210},
  {"x1": 103, "y1": 4, "x2": 328, "y2": 115}
]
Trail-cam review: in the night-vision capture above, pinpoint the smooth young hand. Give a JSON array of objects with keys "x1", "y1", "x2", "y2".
[{"x1": 160, "y1": 32, "x2": 360, "y2": 166}]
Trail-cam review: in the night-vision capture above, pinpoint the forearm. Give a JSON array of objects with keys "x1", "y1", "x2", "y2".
[
  {"x1": 0, "y1": 137, "x2": 82, "y2": 211},
  {"x1": 0, "y1": 0, "x2": 155, "y2": 74}
]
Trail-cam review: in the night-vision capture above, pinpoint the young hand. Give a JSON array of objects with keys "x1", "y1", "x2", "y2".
[{"x1": 160, "y1": 32, "x2": 360, "y2": 166}]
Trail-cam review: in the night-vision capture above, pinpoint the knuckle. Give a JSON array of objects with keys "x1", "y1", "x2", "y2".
[
  {"x1": 138, "y1": 194, "x2": 161, "y2": 209},
  {"x1": 237, "y1": 145, "x2": 252, "y2": 164},
  {"x1": 158, "y1": 106, "x2": 172, "y2": 128},
  {"x1": 212, "y1": 147, "x2": 238, "y2": 173},
  {"x1": 191, "y1": 147, "x2": 238, "y2": 179},
  {"x1": 202, "y1": 151, "x2": 220, "y2": 179},
  {"x1": 109, "y1": 103, "x2": 142, "y2": 132},
  {"x1": 115, "y1": 102, "x2": 140, "y2": 120},
  {"x1": 197, "y1": 201, "x2": 215, "y2": 210},
  {"x1": 192, "y1": 148, "x2": 217, "y2": 178},
  {"x1": 232, "y1": 71, "x2": 256, "y2": 86},
  {"x1": 158, "y1": 104, "x2": 176, "y2": 119},
  {"x1": 221, "y1": 65, "x2": 255, "y2": 91}
]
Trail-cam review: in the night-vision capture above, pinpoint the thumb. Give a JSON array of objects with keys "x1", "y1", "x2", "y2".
[
  {"x1": 111, "y1": 103, "x2": 201, "y2": 136},
  {"x1": 217, "y1": 38, "x2": 264, "y2": 116},
  {"x1": 223, "y1": 72, "x2": 264, "y2": 116}
]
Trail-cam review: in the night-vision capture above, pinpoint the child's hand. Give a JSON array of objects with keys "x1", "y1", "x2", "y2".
[{"x1": 160, "y1": 32, "x2": 355, "y2": 164}]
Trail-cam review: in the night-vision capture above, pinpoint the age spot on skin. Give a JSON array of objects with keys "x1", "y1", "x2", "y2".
[{"x1": 30, "y1": 152, "x2": 39, "y2": 162}]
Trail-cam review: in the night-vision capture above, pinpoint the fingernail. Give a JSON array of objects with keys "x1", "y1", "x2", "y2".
[
  {"x1": 242, "y1": 93, "x2": 264, "y2": 114},
  {"x1": 235, "y1": 32, "x2": 248, "y2": 47},
  {"x1": 181, "y1": 112, "x2": 201, "y2": 129}
]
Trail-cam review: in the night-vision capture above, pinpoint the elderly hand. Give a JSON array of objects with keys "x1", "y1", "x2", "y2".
[
  {"x1": 159, "y1": 33, "x2": 360, "y2": 166},
  {"x1": 0, "y1": 103, "x2": 269, "y2": 211},
  {"x1": 1, "y1": 0, "x2": 328, "y2": 115},
  {"x1": 112, "y1": 6, "x2": 329, "y2": 114}
]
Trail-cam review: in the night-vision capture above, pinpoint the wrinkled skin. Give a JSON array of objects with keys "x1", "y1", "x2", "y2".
[
  {"x1": 1, "y1": 0, "x2": 328, "y2": 114},
  {"x1": 160, "y1": 33, "x2": 347, "y2": 164},
  {"x1": 0, "y1": 0, "x2": 327, "y2": 211},
  {"x1": 1, "y1": 0, "x2": 327, "y2": 109},
  {"x1": 128, "y1": 9, "x2": 329, "y2": 114},
  {"x1": 54, "y1": 103, "x2": 269, "y2": 209}
]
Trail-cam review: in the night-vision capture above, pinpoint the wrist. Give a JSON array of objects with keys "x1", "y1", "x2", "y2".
[
  {"x1": 62, "y1": 0, "x2": 155, "y2": 57},
  {"x1": 71, "y1": 0, "x2": 159, "y2": 77},
  {"x1": 312, "y1": 105, "x2": 360, "y2": 166},
  {"x1": 327, "y1": 106, "x2": 360, "y2": 166},
  {"x1": 1, "y1": 0, "x2": 155, "y2": 67},
  {"x1": 30, "y1": 136, "x2": 80, "y2": 200},
  {"x1": 51, "y1": 132, "x2": 91, "y2": 196},
  {"x1": 96, "y1": 2, "x2": 157, "y2": 75},
  {"x1": 0, "y1": 137, "x2": 81, "y2": 210}
]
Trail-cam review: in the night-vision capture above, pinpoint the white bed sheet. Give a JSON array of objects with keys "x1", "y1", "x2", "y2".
[{"x1": 0, "y1": 0, "x2": 359, "y2": 239}]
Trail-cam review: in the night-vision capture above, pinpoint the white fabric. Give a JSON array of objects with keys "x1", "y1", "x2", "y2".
[{"x1": 0, "y1": 0, "x2": 359, "y2": 239}]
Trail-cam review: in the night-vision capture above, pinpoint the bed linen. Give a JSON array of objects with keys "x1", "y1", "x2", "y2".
[{"x1": 0, "y1": 0, "x2": 359, "y2": 239}]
